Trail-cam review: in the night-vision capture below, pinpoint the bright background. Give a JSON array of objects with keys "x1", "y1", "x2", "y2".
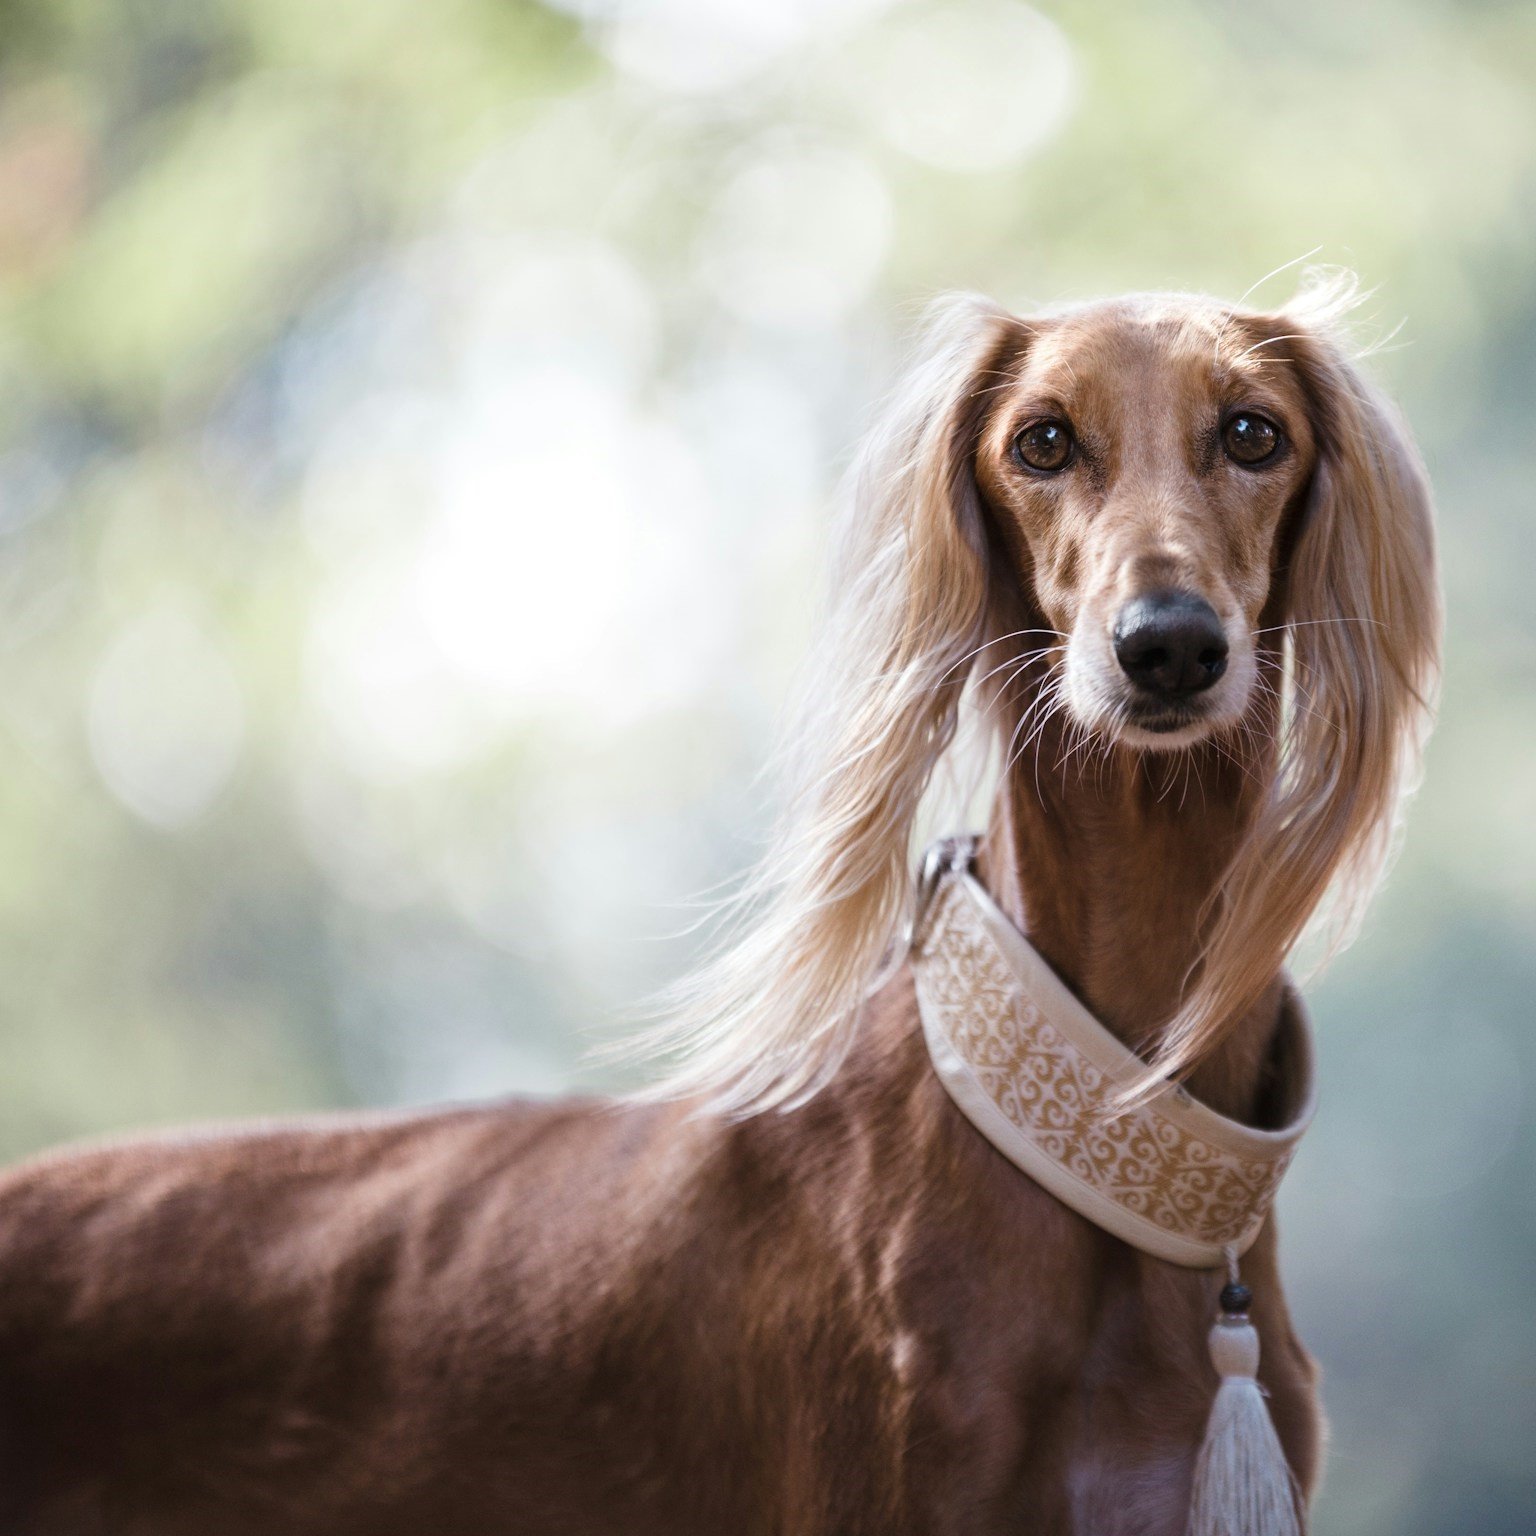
[{"x1": 0, "y1": 2, "x2": 1531, "y2": 1530}]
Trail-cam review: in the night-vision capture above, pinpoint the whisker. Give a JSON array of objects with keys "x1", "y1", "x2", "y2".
[
  {"x1": 940, "y1": 628, "x2": 1071, "y2": 686},
  {"x1": 972, "y1": 643, "x2": 1062, "y2": 691},
  {"x1": 1251, "y1": 618, "x2": 1385, "y2": 635}
]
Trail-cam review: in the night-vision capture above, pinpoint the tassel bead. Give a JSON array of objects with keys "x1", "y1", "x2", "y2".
[{"x1": 1219, "y1": 1282, "x2": 1253, "y2": 1315}]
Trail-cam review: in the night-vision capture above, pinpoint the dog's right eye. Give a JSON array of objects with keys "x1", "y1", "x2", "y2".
[
  {"x1": 1013, "y1": 419, "x2": 1075, "y2": 474},
  {"x1": 1222, "y1": 412, "x2": 1282, "y2": 467}
]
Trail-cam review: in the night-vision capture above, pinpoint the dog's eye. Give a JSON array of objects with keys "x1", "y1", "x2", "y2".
[
  {"x1": 1222, "y1": 413, "x2": 1281, "y2": 467},
  {"x1": 1013, "y1": 419, "x2": 1074, "y2": 474}
]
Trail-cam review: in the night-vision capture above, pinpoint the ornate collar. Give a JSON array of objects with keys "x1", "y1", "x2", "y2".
[{"x1": 909, "y1": 838, "x2": 1316, "y2": 1269}]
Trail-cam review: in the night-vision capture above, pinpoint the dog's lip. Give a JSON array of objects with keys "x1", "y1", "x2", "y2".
[
  {"x1": 1121, "y1": 701, "x2": 1206, "y2": 733},
  {"x1": 1103, "y1": 695, "x2": 1230, "y2": 750}
]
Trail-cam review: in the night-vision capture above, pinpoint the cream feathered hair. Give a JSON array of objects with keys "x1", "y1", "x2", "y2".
[{"x1": 632, "y1": 275, "x2": 1440, "y2": 1114}]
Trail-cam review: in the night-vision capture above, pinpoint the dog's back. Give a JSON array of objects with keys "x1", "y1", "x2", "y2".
[
  {"x1": 0, "y1": 1098, "x2": 742, "y2": 1534},
  {"x1": 0, "y1": 1042, "x2": 934, "y2": 1535}
]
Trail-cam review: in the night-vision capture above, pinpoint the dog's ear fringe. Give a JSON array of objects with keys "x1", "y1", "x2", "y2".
[
  {"x1": 606, "y1": 294, "x2": 1021, "y2": 1115},
  {"x1": 1133, "y1": 272, "x2": 1442, "y2": 1096}
]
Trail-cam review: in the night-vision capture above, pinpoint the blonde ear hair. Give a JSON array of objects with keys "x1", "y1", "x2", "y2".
[
  {"x1": 628, "y1": 296, "x2": 1021, "y2": 1113},
  {"x1": 1146, "y1": 275, "x2": 1442, "y2": 1087}
]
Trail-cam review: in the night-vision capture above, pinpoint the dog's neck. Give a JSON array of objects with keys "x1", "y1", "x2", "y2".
[{"x1": 976, "y1": 711, "x2": 1283, "y2": 1122}]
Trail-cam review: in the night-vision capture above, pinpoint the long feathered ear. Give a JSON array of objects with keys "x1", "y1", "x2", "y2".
[
  {"x1": 1150, "y1": 283, "x2": 1442, "y2": 1086},
  {"x1": 630, "y1": 294, "x2": 1026, "y2": 1114}
]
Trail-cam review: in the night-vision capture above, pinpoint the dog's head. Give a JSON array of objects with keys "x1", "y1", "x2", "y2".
[
  {"x1": 972, "y1": 295, "x2": 1333, "y2": 751},
  {"x1": 895, "y1": 288, "x2": 1433, "y2": 773}
]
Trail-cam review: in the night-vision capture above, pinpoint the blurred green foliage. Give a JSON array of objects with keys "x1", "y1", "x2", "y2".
[{"x1": 0, "y1": 1, "x2": 1532, "y2": 1531}]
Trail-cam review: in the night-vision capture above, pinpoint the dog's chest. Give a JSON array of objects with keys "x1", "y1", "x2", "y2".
[
  {"x1": 857, "y1": 1178, "x2": 1216, "y2": 1536},
  {"x1": 877, "y1": 1317, "x2": 1205, "y2": 1536}
]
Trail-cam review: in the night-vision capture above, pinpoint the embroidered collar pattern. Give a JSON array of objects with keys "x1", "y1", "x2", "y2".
[{"x1": 909, "y1": 841, "x2": 1316, "y2": 1269}]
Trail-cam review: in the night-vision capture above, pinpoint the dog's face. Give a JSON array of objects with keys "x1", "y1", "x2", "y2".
[{"x1": 974, "y1": 298, "x2": 1319, "y2": 751}]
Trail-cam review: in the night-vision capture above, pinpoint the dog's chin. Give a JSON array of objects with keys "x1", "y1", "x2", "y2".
[
  {"x1": 1112, "y1": 707, "x2": 1222, "y2": 753},
  {"x1": 1081, "y1": 686, "x2": 1244, "y2": 753},
  {"x1": 1058, "y1": 696, "x2": 1229, "y2": 755}
]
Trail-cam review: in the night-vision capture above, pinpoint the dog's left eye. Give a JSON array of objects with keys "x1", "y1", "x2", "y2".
[
  {"x1": 1222, "y1": 412, "x2": 1282, "y2": 466},
  {"x1": 1013, "y1": 419, "x2": 1074, "y2": 474}
]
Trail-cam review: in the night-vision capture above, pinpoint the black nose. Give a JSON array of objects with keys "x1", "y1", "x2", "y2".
[{"x1": 1112, "y1": 591, "x2": 1229, "y2": 699}]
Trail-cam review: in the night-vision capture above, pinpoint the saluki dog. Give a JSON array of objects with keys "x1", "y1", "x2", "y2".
[{"x1": 0, "y1": 281, "x2": 1439, "y2": 1535}]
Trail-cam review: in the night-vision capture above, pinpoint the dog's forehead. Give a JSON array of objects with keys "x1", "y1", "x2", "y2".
[{"x1": 1011, "y1": 298, "x2": 1297, "y2": 407}]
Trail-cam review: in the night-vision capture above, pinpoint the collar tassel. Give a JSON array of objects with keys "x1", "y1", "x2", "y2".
[{"x1": 1186, "y1": 1254, "x2": 1303, "y2": 1536}]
